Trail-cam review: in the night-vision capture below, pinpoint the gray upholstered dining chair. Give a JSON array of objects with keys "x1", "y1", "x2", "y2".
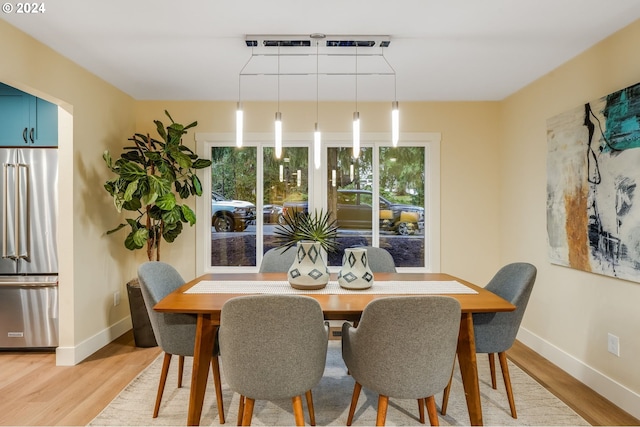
[
  {"x1": 342, "y1": 296, "x2": 461, "y2": 426},
  {"x1": 258, "y1": 247, "x2": 297, "y2": 272},
  {"x1": 137, "y1": 261, "x2": 225, "y2": 423},
  {"x1": 441, "y1": 262, "x2": 537, "y2": 419},
  {"x1": 358, "y1": 246, "x2": 397, "y2": 272},
  {"x1": 218, "y1": 294, "x2": 329, "y2": 426}
]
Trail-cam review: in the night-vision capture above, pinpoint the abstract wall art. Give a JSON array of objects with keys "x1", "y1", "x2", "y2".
[{"x1": 547, "y1": 81, "x2": 640, "y2": 282}]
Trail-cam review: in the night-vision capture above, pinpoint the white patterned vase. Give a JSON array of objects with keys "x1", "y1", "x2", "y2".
[
  {"x1": 338, "y1": 248, "x2": 374, "y2": 290},
  {"x1": 287, "y1": 241, "x2": 330, "y2": 290}
]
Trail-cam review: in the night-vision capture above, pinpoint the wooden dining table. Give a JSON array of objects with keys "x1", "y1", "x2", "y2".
[{"x1": 153, "y1": 271, "x2": 515, "y2": 426}]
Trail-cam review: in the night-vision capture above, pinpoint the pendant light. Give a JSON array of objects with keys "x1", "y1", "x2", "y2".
[
  {"x1": 312, "y1": 35, "x2": 323, "y2": 170},
  {"x1": 236, "y1": 102, "x2": 243, "y2": 148},
  {"x1": 391, "y1": 100, "x2": 399, "y2": 147},
  {"x1": 275, "y1": 111, "x2": 282, "y2": 158},
  {"x1": 353, "y1": 45, "x2": 360, "y2": 159},
  {"x1": 383, "y1": 50, "x2": 399, "y2": 147},
  {"x1": 391, "y1": 72, "x2": 399, "y2": 147},
  {"x1": 236, "y1": 51, "x2": 252, "y2": 149},
  {"x1": 239, "y1": 35, "x2": 398, "y2": 161},
  {"x1": 275, "y1": 45, "x2": 283, "y2": 159}
]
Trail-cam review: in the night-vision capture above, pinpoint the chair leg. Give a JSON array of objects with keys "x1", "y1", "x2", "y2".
[
  {"x1": 425, "y1": 396, "x2": 439, "y2": 426},
  {"x1": 489, "y1": 353, "x2": 497, "y2": 389},
  {"x1": 418, "y1": 398, "x2": 425, "y2": 424},
  {"x1": 292, "y1": 395, "x2": 305, "y2": 426},
  {"x1": 305, "y1": 389, "x2": 316, "y2": 426},
  {"x1": 440, "y1": 357, "x2": 456, "y2": 415},
  {"x1": 376, "y1": 395, "x2": 389, "y2": 426},
  {"x1": 211, "y1": 356, "x2": 225, "y2": 424},
  {"x1": 241, "y1": 397, "x2": 255, "y2": 426},
  {"x1": 498, "y1": 351, "x2": 517, "y2": 418},
  {"x1": 153, "y1": 353, "x2": 172, "y2": 418},
  {"x1": 177, "y1": 355, "x2": 185, "y2": 388},
  {"x1": 346, "y1": 381, "x2": 362, "y2": 426},
  {"x1": 237, "y1": 395, "x2": 245, "y2": 426}
]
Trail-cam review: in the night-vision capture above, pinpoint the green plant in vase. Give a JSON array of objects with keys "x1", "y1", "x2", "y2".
[
  {"x1": 273, "y1": 208, "x2": 340, "y2": 254},
  {"x1": 274, "y1": 209, "x2": 339, "y2": 289}
]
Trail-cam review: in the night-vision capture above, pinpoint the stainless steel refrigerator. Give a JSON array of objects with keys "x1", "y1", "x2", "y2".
[{"x1": 0, "y1": 147, "x2": 58, "y2": 348}]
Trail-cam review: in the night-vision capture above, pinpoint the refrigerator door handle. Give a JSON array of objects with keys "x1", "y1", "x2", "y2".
[
  {"x1": 17, "y1": 163, "x2": 31, "y2": 262},
  {"x1": 2, "y1": 163, "x2": 17, "y2": 260}
]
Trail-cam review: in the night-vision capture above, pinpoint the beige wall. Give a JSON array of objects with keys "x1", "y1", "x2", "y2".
[
  {"x1": 501, "y1": 20, "x2": 640, "y2": 416},
  {"x1": 0, "y1": 20, "x2": 137, "y2": 364}
]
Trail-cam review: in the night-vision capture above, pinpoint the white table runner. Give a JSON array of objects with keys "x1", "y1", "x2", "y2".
[{"x1": 185, "y1": 280, "x2": 477, "y2": 295}]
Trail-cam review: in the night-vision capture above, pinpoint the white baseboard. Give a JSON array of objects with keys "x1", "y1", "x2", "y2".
[
  {"x1": 55, "y1": 317, "x2": 132, "y2": 366},
  {"x1": 517, "y1": 327, "x2": 640, "y2": 420}
]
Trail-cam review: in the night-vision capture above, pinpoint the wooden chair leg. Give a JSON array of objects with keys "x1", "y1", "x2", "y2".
[
  {"x1": 418, "y1": 398, "x2": 425, "y2": 424},
  {"x1": 237, "y1": 395, "x2": 245, "y2": 426},
  {"x1": 440, "y1": 357, "x2": 456, "y2": 415},
  {"x1": 153, "y1": 353, "x2": 172, "y2": 418},
  {"x1": 346, "y1": 381, "x2": 362, "y2": 426},
  {"x1": 425, "y1": 396, "x2": 439, "y2": 426},
  {"x1": 305, "y1": 389, "x2": 316, "y2": 426},
  {"x1": 211, "y1": 356, "x2": 225, "y2": 424},
  {"x1": 292, "y1": 395, "x2": 305, "y2": 426},
  {"x1": 241, "y1": 397, "x2": 255, "y2": 426},
  {"x1": 177, "y1": 355, "x2": 185, "y2": 388},
  {"x1": 489, "y1": 353, "x2": 497, "y2": 389},
  {"x1": 499, "y1": 351, "x2": 517, "y2": 418},
  {"x1": 376, "y1": 395, "x2": 389, "y2": 426}
]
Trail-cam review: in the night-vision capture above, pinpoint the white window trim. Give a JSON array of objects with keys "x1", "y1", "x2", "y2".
[{"x1": 195, "y1": 132, "x2": 441, "y2": 275}]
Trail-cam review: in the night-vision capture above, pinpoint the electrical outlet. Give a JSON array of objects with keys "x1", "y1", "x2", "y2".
[
  {"x1": 607, "y1": 333, "x2": 620, "y2": 356},
  {"x1": 113, "y1": 291, "x2": 121, "y2": 307}
]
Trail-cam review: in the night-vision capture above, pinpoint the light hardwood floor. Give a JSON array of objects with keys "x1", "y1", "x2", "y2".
[{"x1": 0, "y1": 331, "x2": 637, "y2": 426}]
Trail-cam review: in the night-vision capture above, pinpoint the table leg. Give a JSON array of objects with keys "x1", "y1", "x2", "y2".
[
  {"x1": 187, "y1": 313, "x2": 216, "y2": 426},
  {"x1": 456, "y1": 312, "x2": 483, "y2": 426}
]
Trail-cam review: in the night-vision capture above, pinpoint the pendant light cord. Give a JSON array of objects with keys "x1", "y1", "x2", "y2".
[
  {"x1": 277, "y1": 44, "x2": 280, "y2": 112},
  {"x1": 382, "y1": 49, "x2": 397, "y2": 103},
  {"x1": 316, "y1": 41, "x2": 319, "y2": 123},
  {"x1": 355, "y1": 45, "x2": 358, "y2": 112}
]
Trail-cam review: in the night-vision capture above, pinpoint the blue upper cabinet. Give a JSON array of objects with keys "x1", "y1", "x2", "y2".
[
  {"x1": 31, "y1": 97, "x2": 59, "y2": 146},
  {"x1": 0, "y1": 83, "x2": 58, "y2": 147}
]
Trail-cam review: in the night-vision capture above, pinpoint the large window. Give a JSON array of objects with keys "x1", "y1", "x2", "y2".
[
  {"x1": 196, "y1": 134, "x2": 439, "y2": 273},
  {"x1": 210, "y1": 146, "x2": 257, "y2": 267},
  {"x1": 326, "y1": 146, "x2": 426, "y2": 267},
  {"x1": 263, "y1": 146, "x2": 309, "y2": 253},
  {"x1": 326, "y1": 147, "x2": 373, "y2": 265}
]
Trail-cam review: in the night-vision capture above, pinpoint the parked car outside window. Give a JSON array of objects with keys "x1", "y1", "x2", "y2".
[
  {"x1": 280, "y1": 189, "x2": 424, "y2": 235},
  {"x1": 263, "y1": 204, "x2": 283, "y2": 224},
  {"x1": 211, "y1": 191, "x2": 256, "y2": 232}
]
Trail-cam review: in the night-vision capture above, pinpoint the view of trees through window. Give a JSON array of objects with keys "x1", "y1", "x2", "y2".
[
  {"x1": 263, "y1": 146, "x2": 309, "y2": 253},
  {"x1": 326, "y1": 146, "x2": 425, "y2": 267},
  {"x1": 208, "y1": 143, "x2": 426, "y2": 269},
  {"x1": 210, "y1": 146, "x2": 257, "y2": 266}
]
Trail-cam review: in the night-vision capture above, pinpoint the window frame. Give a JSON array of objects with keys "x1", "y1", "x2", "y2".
[{"x1": 195, "y1": 132, "x2": 440, "y2": 274}]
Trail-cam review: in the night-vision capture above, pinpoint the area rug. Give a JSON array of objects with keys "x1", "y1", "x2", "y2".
[{"x1": 89, "y1": 341, "x2": 589, "y2": 426}]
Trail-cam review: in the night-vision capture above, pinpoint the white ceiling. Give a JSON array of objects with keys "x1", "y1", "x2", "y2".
[{"x1": 3, "y1": 0, "x2": 640, "y2": 102}]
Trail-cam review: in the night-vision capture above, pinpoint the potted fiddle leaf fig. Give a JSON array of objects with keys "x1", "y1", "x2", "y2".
[{"x1": 103, "y1": 110, "x2": 211, "y2": 346}]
